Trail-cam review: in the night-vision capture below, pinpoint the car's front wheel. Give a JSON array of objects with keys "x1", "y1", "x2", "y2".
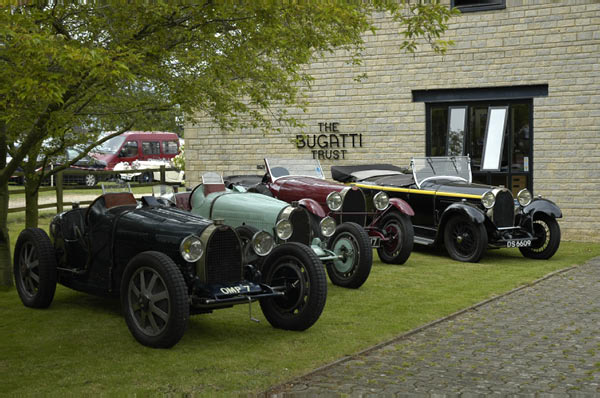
[
  {"x1": 520, "y1": 215, "x2": 561, "y2": 259},
  {"x1": 376, "y1": 211, "x2": 414, "y2": 265},
  {"x1": 326, "y1": 222, "x2": 372, "y2": 289},
  {"x1": 13, "y1": 228, "x2": 57, "y2": 308},
  {"x1": 121, "y1": 251, "x2": 189, "y2": 348},
  {"x1": 444, "y1": 215, "x2": 487, "y2": 263},
  {"x1": 260, "y1": 243, "x2": 327, "y2": 331}
]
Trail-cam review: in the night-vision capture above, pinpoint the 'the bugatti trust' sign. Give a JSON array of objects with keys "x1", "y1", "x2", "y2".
[{"x1": 295, "y1": 122, "x2": 362, "y2": 160}]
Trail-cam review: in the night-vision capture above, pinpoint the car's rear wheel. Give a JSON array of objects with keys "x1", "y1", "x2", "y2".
[
  {"x1": 260, "y1": 243, "x2": 326, "y2": 331},
  {"x1": 520, "y1": 215, "x2": 560, "y2": 259},
  {"x1": 326, "y1": 222, "x2": 372, "y2": 289},
  {"x1": 13, "y1": 228, "x2": 57, "y2": 308},
  {"x1": 444, "y1": 215, "x2": 487, "y2": 263},
  {"x1": 141, "y1": 172, "x2": 154, "y2": 183},
  {"x1": 376, "y1": 211, "x2": 414, "y2": 265},
  {"x1": 84, "y1": 173, "x2": 97, "y2": 187},
  {"x1": 121, "y1": 251, "x2": 189, "y2": 348}
]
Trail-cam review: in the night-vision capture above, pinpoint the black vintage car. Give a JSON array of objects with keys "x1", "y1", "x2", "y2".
[
  {"x1": 13, "y1": 191, "x2": 327, "y2": 348},
  {"x1": 332, "y1": 156, "x2": 562, "y2": 263}
]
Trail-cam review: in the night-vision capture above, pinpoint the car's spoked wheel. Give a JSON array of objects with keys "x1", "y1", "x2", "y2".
[
  {"x1": 520, "y1": 215, "x2": 561, "y2": 259},
  {"x1": 376, "y1": 212, "x2": 414, "y2": 265},
  {"x1": 260, "y1": 243, "x2": 326, "y2": 331},
  {"x1": 326, "y1": 222, "x2": 372, "y2": 289},
  {"x1": 13, "y1": 228, "x2": 57, "y2": 308},
  {"x1": 444, "y1": 216, "x2": 487, "y2": 263},
  {"x1": 121, "y1": 251, "x2": 189, "y2": 348},
  {"x1": 85, "y1": 174, "x2": 97, "y2": 187}
]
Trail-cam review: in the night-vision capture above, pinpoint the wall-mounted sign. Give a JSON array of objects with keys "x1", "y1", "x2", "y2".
[{"x1": 295, "y1": 122, "x2": 362, "y2": 160}]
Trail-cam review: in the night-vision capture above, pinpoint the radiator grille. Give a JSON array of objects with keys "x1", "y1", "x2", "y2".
[
  {"x1": 493, "y1": 190, "x2": 514, "y2": 228},
  {"x1": 205, "y1": 226, "x2": 243, "y2": 284},
  {"x1": 340, "y1": 188, "x2": 367, "y2": 226},
  {"x1": 289, "y1": 207, "x2": 311, "y2": 245}
]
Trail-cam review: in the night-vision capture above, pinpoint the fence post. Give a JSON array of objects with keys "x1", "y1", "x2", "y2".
[
  {"x1": 160, "y1": 165, "x2": 166, "y2": 184},
  {"x1": 55, "y1": 170, "x2": 63, "y2": 213}
]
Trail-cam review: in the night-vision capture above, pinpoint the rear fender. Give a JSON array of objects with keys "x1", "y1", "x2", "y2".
[
  {"x1": 299, "y1": 198, "x2": 327, "y2": 218},
  {"x1": 387, "y1": 197, "x2": 414, "y2": 217},
  {"x1": 521, "y1": 198, "x2": 562, "y2": 219}
]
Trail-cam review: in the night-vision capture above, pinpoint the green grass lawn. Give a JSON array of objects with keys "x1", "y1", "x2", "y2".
[{"x1": 2, "y1": 214, "x2": 599, "y2": 394}]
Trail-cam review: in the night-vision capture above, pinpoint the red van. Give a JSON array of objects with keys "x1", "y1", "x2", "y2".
[{"x1": 91, "y1": 131, "x2": 180, "y2": 170}]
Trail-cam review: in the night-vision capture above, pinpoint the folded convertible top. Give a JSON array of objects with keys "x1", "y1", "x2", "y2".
[{"x1": 331, "y1": 164, "x2": 407, "y2": 183}]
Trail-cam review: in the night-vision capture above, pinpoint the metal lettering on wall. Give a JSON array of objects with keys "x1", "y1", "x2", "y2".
[{"x1": 295, "y1": 122, "x2": 362, "y2": 160}]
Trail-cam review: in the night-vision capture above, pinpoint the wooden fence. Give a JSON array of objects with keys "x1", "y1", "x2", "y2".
[{"x1": 9, "y1": 165, "x2": 182, "y2": 214}]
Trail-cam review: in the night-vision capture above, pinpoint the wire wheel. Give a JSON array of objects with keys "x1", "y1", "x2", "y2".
[
  {"x1": 444, "y1": 216, "x2": 487, "y2": 263},
  {"x1": 520, "y1": 215, "x2": 561, "y2": 260},
  {"x1": 376, "y1": 212, "x2": 413, "y2": 264}
]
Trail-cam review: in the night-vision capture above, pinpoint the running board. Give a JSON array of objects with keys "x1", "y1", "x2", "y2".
[{"x1": 414, "y1": 236, "x2": 435, "y2": 246}]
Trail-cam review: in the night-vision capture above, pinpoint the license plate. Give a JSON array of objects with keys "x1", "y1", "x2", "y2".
[
  {"x1": 217, "y1": 283, "x2": 261, "y2": 296},
  {"x1": 370, "y1": 237, "x2": 381, "y2": 247},
  {"x1": 507, "y1": 239, "x2": 532, "y2": 248}
]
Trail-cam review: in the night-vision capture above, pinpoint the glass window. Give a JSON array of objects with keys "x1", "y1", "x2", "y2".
[
  {"x1": 163, "y1": 141, "x2": 179, "y2": 155},
  {"x1": 142, "y1": 141, "x2": 160, "y2": 155},
  {"x1": 452, "y1": 0, "x2": 505, "y2": 12},
  {"x1": 120, "y1": 141, "x2": 138, "y2": 158},
  {"x1": 97, "y1": 136, "x2": 126, "y2": 155},
  {"x1": 447, "y1": 107, "x2": 467, "y2": 156},
  {"x1": 481, "y1": 106, "x2": 508, "y2": 171},
  {"x1": 430, "y1": 106, "x2": 448, "y2": 156}
]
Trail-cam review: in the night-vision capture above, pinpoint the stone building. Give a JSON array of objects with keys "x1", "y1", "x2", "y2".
[{"x1": 186, "y1": 0, "x2": 600, "y2": 242}]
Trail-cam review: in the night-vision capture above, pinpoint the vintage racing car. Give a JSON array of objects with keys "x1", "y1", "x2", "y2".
[
  {"x1": 226, "y1": 157, "x2": 415, "y2": 265},
  {"x1": 331, "y1": 156, "x2": 562, "y2": 262},
  {"x1": 13, "y1": 190, "x2": 327, "y2": 348},
  {"x1": 163, "y1": 172, "x2": 371, "y2": 289}
]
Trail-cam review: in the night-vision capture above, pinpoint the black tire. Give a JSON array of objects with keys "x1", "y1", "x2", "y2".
[
  {"x1": 235, "y1": 225, "x2": 262, "y2": 266},
  {"x1": 121, "y1": 251, "x2": 189, "y2": 348},
  {"x1": 376, "y1": 211, "x2": 414, "y2": 264},
  {"x1": 259, "y1": 242, "x2": 327, "y2": 331},
  {"x1": 519, "y1": 215, "x2": 561, "y2": 260},
  {"x1": 444, "y1": 215, "x2": 487, "y2": 263},
  {"x1": 325, "y1": 222, "x2": 372, "y2": 289},
  {"x1": 84, "y1": 173, "x2": 97, "y2": 187},
  {"x1": 13, "y1": 228, "x2": 57, "y2": 308}
]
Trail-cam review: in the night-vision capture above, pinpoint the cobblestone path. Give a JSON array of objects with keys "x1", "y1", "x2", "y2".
[{"x1": 269, "y1": 257, "x2": 600, "y2": 396}]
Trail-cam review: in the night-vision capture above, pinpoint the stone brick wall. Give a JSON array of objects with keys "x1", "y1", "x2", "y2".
[{"x1": 186, "y1": 0, "x2": 600, "y2": 242}]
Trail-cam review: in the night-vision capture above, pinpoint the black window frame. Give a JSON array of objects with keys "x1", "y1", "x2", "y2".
[{"x1": 451, "y1": 0, "x2": 506, "y2": 13}]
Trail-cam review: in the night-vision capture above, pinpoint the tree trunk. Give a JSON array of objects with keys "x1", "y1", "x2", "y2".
[
  {"x1": 0, "y1": 182, "x2": 13, "y2": 288},
  {"x1": 0, "y1": 122, "x2": 13, "y2": 288},
  {"x1": 24, "y1": 180, "x2": 40, "y2": 229}
]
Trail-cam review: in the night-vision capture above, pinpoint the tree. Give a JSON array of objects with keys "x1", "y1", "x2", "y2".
[{"x1": 0, "y1": 2, "x2": 456, "y2": 287}]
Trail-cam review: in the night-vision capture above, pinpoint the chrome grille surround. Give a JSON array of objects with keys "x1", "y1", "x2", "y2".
[
  {"x1": 196, "y1": 224, "x2": 243, "y2": 284},
  {"x1": 492, "y1": 189, "x2": 514, "y2": 228},
  {"x1": 340, "y1": 187, "x2": 367, "y2": 226}
]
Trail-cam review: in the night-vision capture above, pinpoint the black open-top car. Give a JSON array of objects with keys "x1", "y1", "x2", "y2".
[
  {"x1": 332, "y1": 156, "x2": 562, "y2": 263},
  {"x1": 13, "y1": 191, "x2": 327, "y2": 348}
]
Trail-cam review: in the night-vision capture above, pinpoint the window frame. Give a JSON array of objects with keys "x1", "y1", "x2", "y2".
[{"x1": 451, "y1": 0, "x2": 506, "y2": 13}]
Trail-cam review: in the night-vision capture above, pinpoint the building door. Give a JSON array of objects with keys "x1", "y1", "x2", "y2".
[{"x1": 427, "y1": 99, "x2": 533, "y2": 195}]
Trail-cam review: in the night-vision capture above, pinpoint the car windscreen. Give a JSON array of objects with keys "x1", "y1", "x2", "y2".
[
  {"x1": 95, "y1": 136, "x2": 126, "y2": 154},
  {"x1": 265, "y1": 158, "x2": 325, "y2": 180},
  {"x1": 411, "y1": 156, "x2": 471, "y2": 188}
]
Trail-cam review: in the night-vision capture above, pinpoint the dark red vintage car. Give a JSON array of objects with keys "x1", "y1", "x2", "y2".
[{"x1": 225, "y1": 157, "x2": 415, "y2": 266}]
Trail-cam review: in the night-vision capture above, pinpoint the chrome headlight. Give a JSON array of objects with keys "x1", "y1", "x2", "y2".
[
  {"x1": 319, "y1": 216, "x2": 336, "y2": 238},
  {"x1": 326, "y1": 192, "x2": 343, "y2": 211},
  {"x1": 517, "y1": 188, "x2": 532, "y2": 207},
  {"x1": 180, "y1": 234, "x2": 204, "y2": 262},
  {"x1": 252, "y1": 230, "x2": 274, "y2": 257},
  {"x1": 373, "y1": 191, "x2": 389, "y2": 211},
  {"x1": 481, "y1": 191, "x2": 496, "y2": 209},
  {"x1": 275, "y1": 219, "x2": 293, "y2": 241}
]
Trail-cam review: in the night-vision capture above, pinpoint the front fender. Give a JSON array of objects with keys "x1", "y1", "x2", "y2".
[
  {"x1": 387, "y1": 197, "x2": 414, "y2": 217},
  {"x1": 440, "y1": 202, "x2": 486, "y2": 226},
  {"x1": 521, "y1": 198, "x2": 562, "y2": 218},
  {"x1": 299, "y1": 198, "x2": 327, "y2": 218}
]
